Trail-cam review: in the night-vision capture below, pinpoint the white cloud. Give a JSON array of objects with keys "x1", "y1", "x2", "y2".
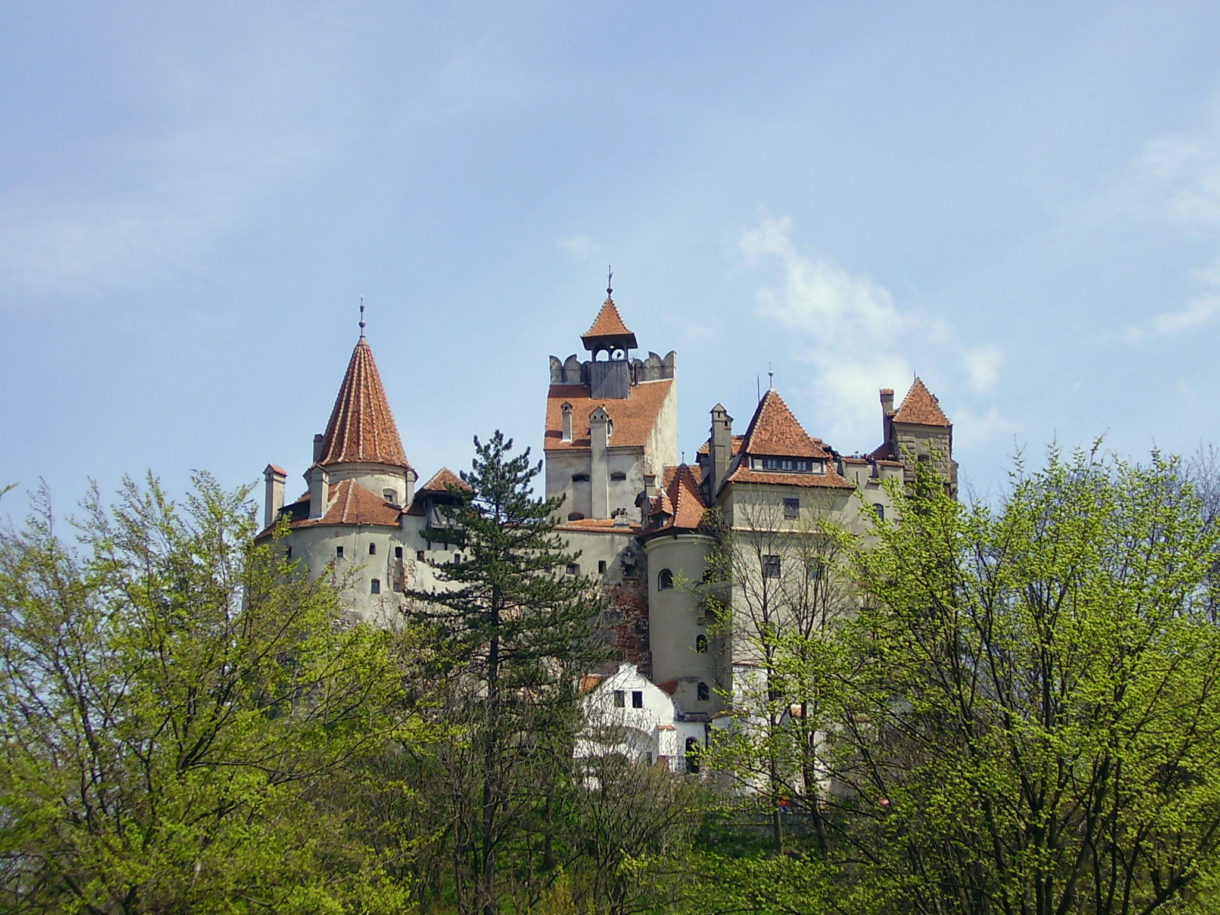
[
  {"x1": 558, "y1": 233, "x2": 599, "y2": 259},
  {"x1": 961, "y1": 345, "x2": 1003, "y2": 392},
  {"x1": 1124, "y1": 293, "x2": 1220, "y2": 343},
  {"x1": 738, "y1": 212, "x2": 1008, "y2": 450}
]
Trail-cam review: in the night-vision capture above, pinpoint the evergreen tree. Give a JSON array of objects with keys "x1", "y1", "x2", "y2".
[{"x1": 406, "y1": 431, "x2": 603, "y2": 915}]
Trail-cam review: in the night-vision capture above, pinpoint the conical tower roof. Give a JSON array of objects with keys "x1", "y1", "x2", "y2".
[
  {"x1": 317, "y1": 336, "x2": 410, "y2": 468},
  {"x1": 581, "y1": 297, "x2": 638, "y2": 352}
]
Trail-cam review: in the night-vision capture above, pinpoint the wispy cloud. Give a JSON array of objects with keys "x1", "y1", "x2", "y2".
[
  {"x1": 558, "y1": 233, "x2": 599, "y2": 259},
  {"x1": 738, "y1": 212, "x2": 1008, "y2": 449},
  {"x1": 1124, "y1": 292, "x2": 1220, "y2": 343}
]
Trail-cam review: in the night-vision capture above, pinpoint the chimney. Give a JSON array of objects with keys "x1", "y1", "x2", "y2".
[
  {"x1": 263, "y1": 464, "x2": 286, "y2": 528},
  {"x1": 590, "y1": 406, "x2": 611, "y2": 520},
  {"x1": 308, "y1": 464, "x2": 330, "y2": 520},
  {"x1": 561, "y1": 401, "x2": 573, "y2": 442},
  {"x1": 880, "y1": 388, "x2": 895, "y2": 452},
  {"x1": 709, "y1": 404, "x2": 733, "y2": 496},
  {"x1": 313, "y1": 433, "x2": 325, "y2": 463}
]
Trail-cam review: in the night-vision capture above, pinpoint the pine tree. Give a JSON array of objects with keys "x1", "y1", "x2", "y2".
[{"x1": 406, "y1": 431, "x2": 603, "y2": 915}]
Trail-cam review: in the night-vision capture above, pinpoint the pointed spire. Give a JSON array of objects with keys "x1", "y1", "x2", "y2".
[
  {"x1": 316, "y1": 336, "x2": 410, "y2": 468},
  {"x1": 893, "y1": 377, "x2": 951, "y2": 427},
  {"x1": 581, "y1": 284, "x2": 638, "y2": 353}
]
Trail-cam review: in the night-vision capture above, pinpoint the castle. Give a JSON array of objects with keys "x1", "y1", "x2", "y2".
[{"x1": 259, "y1": 289, "x2": 955, "y2": 768}]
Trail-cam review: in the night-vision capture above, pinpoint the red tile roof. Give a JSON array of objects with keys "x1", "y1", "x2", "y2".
[
  {"x1": 581, "y1": 297, "x2": 638, "y2": 350},
  {"x1": 651, "y1": 464, "x2": 707, "y2": 530},
  {"x1": 725, "y1": 466, "x2": 855, "y2": 489},
  {"x1": 317, "y1": 337, "x2": 410, "y2": 468},
  {"x1": 263, "y1": 479, "x2": 404, "y2": 535},
  {"x1": 556, "y1": 518, "x2": 642, "y2": 533},
  {"x1": 418, "y1": 467, "x2": 471, "y2": 493},
  {"x1": 544, "y1": 379, "x2": 674, "y2": 451},
  {"x1": 739, "y1": 390, "x2": 831, "y2": 459},
  {"x1": 893, "y1": 377, "x2": 951, "y2": 427}
]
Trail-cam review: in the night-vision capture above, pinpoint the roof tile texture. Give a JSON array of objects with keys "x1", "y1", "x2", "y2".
[
  {"x1": 893, "y1": 377, "x2": 951, "y2": 427},
  {"x1": 544, "y1": 379, "x2": 674, "y2": 451},
  {"x1": 318, "y1": 337, "x2": 410, "y2": 468},
  {"x1": 739, "y1": 390, "x2": 832, "y2": 459},
  {"x1": 581, "y1": 297, "x2": 637, "y2": 344}
]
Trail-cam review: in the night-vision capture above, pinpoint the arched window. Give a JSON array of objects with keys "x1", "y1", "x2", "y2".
[
  {"x1": 685, "y1": 737, "x2": 701, "y2": 774},
  {"x1": 697, "y1": 681, "x2": 710, "y2": 702},
  {"x1": 368, "y1": 542, "x2": 377, "y2": 555},
  {"x1": 872, "y1": 502, "x2": 885, "y2": 521},
  {"x1": 695, "y1": 634, "x2": 708, "y2": 654},
  {"x1": 658, "y1": 568, "x2": 674, "y2": 590}
]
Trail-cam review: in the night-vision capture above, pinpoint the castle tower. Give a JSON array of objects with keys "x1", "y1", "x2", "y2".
[{"x1": 873, "y1": 377, "x2": 956, "y2": 496}]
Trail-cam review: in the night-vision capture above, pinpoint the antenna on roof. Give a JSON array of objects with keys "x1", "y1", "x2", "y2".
[
  {"x1": 607, "y1": 265, "x2": 613, "y2": 299},
  {"x1": 768, "y1": 362, "x2": 774, "y2": 391},
  {"x1": 359, "y1": 296, "x2": 366, "y2": 337},
  {"x1": 756, "y1": 374, "x2": 761, "y2": 403}
]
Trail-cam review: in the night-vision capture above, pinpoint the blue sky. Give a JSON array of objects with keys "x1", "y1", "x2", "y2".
[{"x1": 4, "y1": 2, "x2": 1220, "y2": 510}]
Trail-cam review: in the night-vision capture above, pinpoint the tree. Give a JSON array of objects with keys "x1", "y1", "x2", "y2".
[
  {"x1": 700, "y1": 498, "x2": 858, "y2": 857},
  {"x1": 405, "y1": 431, "x2": 603, "y2": 915},
  {"x1": 836, "y1": 449, "x2": 1220, "y2": 914},
  {"x1": 0, "y1": 474, "x2": 410, "y2": 913}
]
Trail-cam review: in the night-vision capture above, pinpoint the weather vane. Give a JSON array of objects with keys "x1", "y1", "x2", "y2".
[
  {"x1": 607, "y1": 265, "x2": 613, "y2": 298},
  {"x1": 359, "y1": 296, "x2": 366, "y2": 337}
]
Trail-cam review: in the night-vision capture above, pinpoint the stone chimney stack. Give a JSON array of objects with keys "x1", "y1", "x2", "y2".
[
  {"x1": 590, "y1": 406, "x2": 611, "y2": 520},
  {"x1": 709, "y1": 404, "x2": 733, "y2": 496},
  {"x1": 308, "y1": 464, "x2": 330, "y2": 520},
  {"x1": 561, "y1": 402, "x2": 573, "y2": 442},
  {"x1": 880, "y1": 388, "x2": 895, "y2": 450},
  {"x1": 313, "y1": 433, "x2": 325, "y2": 463},
  {"x1": 263, "y1": 464, "x2": 287, "y2": 529}
]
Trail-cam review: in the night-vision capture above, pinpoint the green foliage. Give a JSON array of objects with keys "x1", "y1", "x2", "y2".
[
  {"x1": 838, "y1": 448, "x2": 1220, "y2": 914},
  {"x1": 405, "y1": 432, "x2": 605, "y2": 914},
  {"x1": 0, "y1": 474, "x2": 410, "y2": 913}
]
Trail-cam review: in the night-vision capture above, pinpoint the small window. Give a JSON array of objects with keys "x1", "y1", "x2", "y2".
[
  {"x1": 697, "y1": 681, "x2": 710, "y2": 702},
  {"x1": 568, "y1": 511, "x2": 585, "y2": 521},
  {"x1": 417, "y1": 550, "x2": 425, "y2": 561},
  {"x1": 763, "y1": 555, "x2": 781, "y2": 579},
  {"x1": 658, "y1": 568, "x2": 674, "y2": 590},
  {"x1": 395, "y1": 546, "x2": 403, "y2": 559},
  {"x1": 369, "y1": 543, "x2": 377, "y2": 556},
  {"x1": 567, "y1": 563, "x2": 579, "y2": 575},
  {"x1": 631, "y1": 690, "x2": 644, "y2": 709},
  {"x1": 613, "y1": 690, "x2": 625, "y2": 708},
  {"x1": 598, "y1": 560, "x2": 607, "y2": 574},
  {"x1": 453, "y1": 554, "x2": 462, "y2": 564},
  {"x1": 572, "y1": 473, "x2": 590, "y2": 483},
  {"x1": 335, "y1": 545, "x2": 344, "y2": 559},
  {"x1": 383, "y1": 488, "x2": 396, "y2": 503},
  {"x1": 610, "y1": 471, "x2": 627, "y2": 481},
  {"x1": 370, "y1": 578, "x2": 381, "y2": 595},
  {"x1": 783, "y1": 497, "x2": 799, "y2": 519},
  {"x1": 808, "y1": 557, "x2": 826, "y2": 581},
  {"x1": 695, "y1": 634, "x2": 708, "y2": 654},
  {"x1": 685, "y1": 738, "x2": 700, "y2": 774},
  {"x1": 286, "y1": 546, "x2": 292, "y2": 560},
  {"x1": 873, "y1": 503, "x2": 885, "y2": 521}
]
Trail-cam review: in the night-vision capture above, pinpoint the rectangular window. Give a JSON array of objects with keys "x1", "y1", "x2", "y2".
[
  {"x1": 335, "y1": 546, "x2": 344, "y2": 559},
  {"x1": 369, "y1": 543, "x2": 377, "y2": 555},
  {"x1": 613, "y1": 690, "x2": 625, "y2": 708},
  {"x1": 566, "y1": 563, "x2": 579, "y2": 575},
  {"x1": 598, "y1": 560, "x2": 607, "y2": 574},
  {"x1": 783, "y1": 497, "x2": 799, "y2": 519},
  {"x1": 416, "y1": 550, "x2": 425, "y2": 561},
  {"x1": 370, "y1": 579, "x2": 381, "y2": 594},
  {"x1": 808, "y1": 557, "x2": 826, "y2": 581},
  {"x1": 395, "y1": 546, "x2": 403, "y2": 559},
  {"x1": 763, "y1": 554, "x2": 781, "y2": 579},
  {"x1": 632, "y1": 690, "x2": 644, "y2": 708}
]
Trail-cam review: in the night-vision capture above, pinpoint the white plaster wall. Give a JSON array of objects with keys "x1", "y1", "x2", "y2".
[{"x1": 643, "y1": 534, "x2": 718, "y2": 712}]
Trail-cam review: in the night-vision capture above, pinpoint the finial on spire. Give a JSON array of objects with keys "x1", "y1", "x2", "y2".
[
  {"x1": 359, "y1": 296, "x2": 366, "y2": 337},
  {"x1": 607, "y1": 265, "x2": 613, "y2": 299},
  {"x1": 769, "y1": 363, "x2": 774, "y2": 391}
]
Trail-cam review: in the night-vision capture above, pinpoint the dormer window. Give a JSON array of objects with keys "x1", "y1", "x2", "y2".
[{"x1": 750, "y1": 456, "x2": 823, "y2": 474}]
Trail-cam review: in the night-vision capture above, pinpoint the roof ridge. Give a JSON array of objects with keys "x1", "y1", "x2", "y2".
[
  {"x1": 581, "y1": 297, "x2": 638, "y2": 351},
  {"x1": 739, "y1": 389, "x2": 827, "y2": 458},
  {"x1": 893, "y1": 377, "x2": 951, "y2": 427}
]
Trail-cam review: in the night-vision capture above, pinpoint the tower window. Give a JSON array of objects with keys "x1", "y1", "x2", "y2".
[
  {"x1": 572, "y1": 473, "x2": 590, "y2": 483},
  {"x1": 763, "y1": 555, "x2": 780, "y2": 579},
  {"x1": 783, "y1": 497, "x2": 799, "y2": 519},
  {"x1": 697, "y1": 681, "x2": 710, "y2": 702},
  {"x1": 686, "y1": 738, "x2": 700, "y2": 774},
  {"x1": 658, "y1": 568, "x2": 674, "y2": 590},
  {"x1": 598, "y1": 560, "x2": 607, "y2": 574},
  {"x1": 610, "y1": 471, "x2": 627, "y2": 481},
  {"x1": 370, "y1": 578, "x2": 381, "y2": 595},
  {"x1": 632, "y1": 690, "x2": 643, "y2": 708},
  {"x1": 369, "y1": 543, "x2": 377, "y2": 555},
  {"x1": 286, "y1": 546, "x2": 292, "y2": 560},
  {"x1": 873, "y1": 503, "x2": 885, "y2": 521},
  {"x1": 613, "y1": 690, "x2": 625, "y2": 708},
  {"x1": 335, "y1": 545, "x2": 344, "y2": 559},
  {"x1": 395, "y1": 546, "x2": 403, "y2": 559},
  {"x1": 567, "y1": 563, "x2": 580, "y2": 575},
  {"x1": 808, "y1": 557, "x2": 826, "y2": 581},
  {"x1": 695, "y1": 634, "x2": 708, "y2": 654}
]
